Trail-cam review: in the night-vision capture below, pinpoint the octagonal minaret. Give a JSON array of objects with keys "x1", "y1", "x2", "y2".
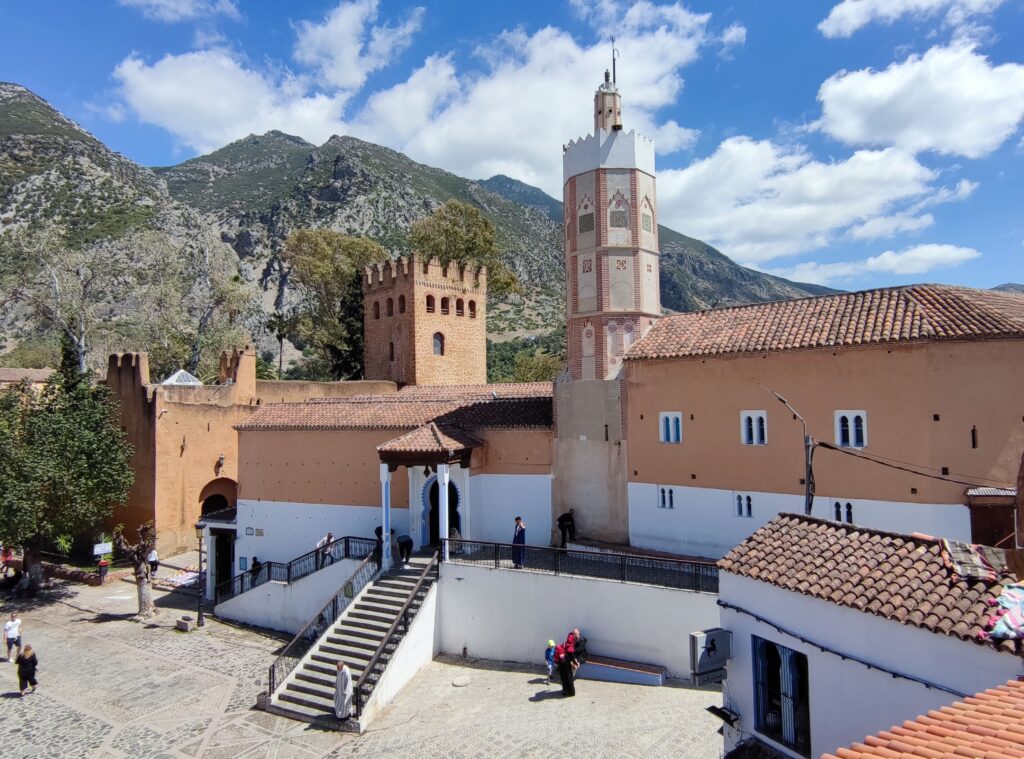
[{"x1": 562, "y1": 68, "x2": 661, "y2": 380}]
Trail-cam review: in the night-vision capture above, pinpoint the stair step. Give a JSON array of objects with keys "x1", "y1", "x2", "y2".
[
  {"x1": 308, "y1": 656, "x2": 367, "y2": 677},
  {"x1": 348, "y1": 609, "x2": 396, "y2": 625},
  {"x1": 354, "y1": 600, "x2": 405, "y2": 616},
  {"x1": 316, "y1": 642, "x2": 374, "y2": 662},
  {"x1": 287, "y1": 679, "x2": 335, "y2": 701},
  {"x1": 364, "y1": 589, "x2": 406, "y2": 603},
  {"x1": 267, "y1": 696, "x2": 345, "y2": 728},
  {"x1": 278, "y1": 690, "x2": 334, "y2": 714},
  {"x1": 346, "y1": 618, "x2": 392, "y2": 634}
]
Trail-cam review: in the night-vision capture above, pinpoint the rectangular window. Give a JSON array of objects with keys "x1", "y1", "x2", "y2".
[
  {"x1": 741, "y1": 411, "x2": 767, "y2": 445},
  {"x1": 578, "y1": 212, "x2": 595, "y2": 234},
  {"x1": 657, "y1": 487, "x2": 675, "y2": 509},
  {"x1": 609, "y1": 210, "x2": 629, "y2": 228},
  {"x1": 753, "y1": 636, "x2": 811, "y2": 757},
  {"x1": 659, "y1": 412, "x2": 682, "y2": 444},
  {"x1": 642, "y1": 213, "x2": 653, "y2": 232},
  {"x1": 834, "y1": 410, "x2": 867, "y2": 449}
]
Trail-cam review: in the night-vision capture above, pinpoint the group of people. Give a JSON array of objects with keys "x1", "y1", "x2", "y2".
[
  {"x1": 4, "y1": 612, "x2": 38, "y2": 697},
  {"x1": 544, "y1": 628, "x2": 587, "y2": 697},
  {"x1": 373, "y1": 527, "x2": 415, "y2": 567}
]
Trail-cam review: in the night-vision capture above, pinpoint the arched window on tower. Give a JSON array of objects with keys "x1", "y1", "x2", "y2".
[
  {"x1": 386, "y1": 298, "x2": 394, "y2": 317},
  {"x1": 389, "y1": 342, "x2": 394, "y2": 361},
  {"x1": 426, "y1": 295, "x2": 435, "y2": 313},
  {"x1": 373, "y1": 301, "x2": 380, "y2": 320},
  {"x1": 456, "y1": 298, "x2": 464, "y2": 316},
  {"x1": 433, "y1": 332, "x2": 445, "y2": 356},
  {"x1": 468, "y1": 300, "x2": 477, "y2": 319},
  {"x1": 398, "y1": 295, "x2": 406, "y2": 313},
  {"x1": 834, "y1": 501, "x2": 842, "y2": 521},
  {"x1": 441, "y1": 297, "x2": 450, "y2": 315}
]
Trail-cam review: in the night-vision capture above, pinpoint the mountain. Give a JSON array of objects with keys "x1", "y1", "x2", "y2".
[
  {"x1": 993, "y1": 283, "x2": 1024, "y2": 294},
  {"x1": 478, "y1": 172, "x2": 835, "y2": 311}
]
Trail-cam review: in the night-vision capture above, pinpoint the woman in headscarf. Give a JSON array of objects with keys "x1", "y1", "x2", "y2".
[
  {"x1": 16, "y1": 643, "x2": 38, "y2": 696},
  {"x1": 334, "y1": 660, "x2": 353, "y2": 720}
]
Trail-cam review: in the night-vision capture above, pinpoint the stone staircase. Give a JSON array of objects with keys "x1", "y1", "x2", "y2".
[{"x1": 267, "y1": 556, "x2": 436, "y2": 728}]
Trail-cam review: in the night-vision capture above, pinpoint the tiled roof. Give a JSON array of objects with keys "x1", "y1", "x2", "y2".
[
  {"x1": 967, "y1": 487, "x2": 1018, "y2": 497},
  {"x1": 0, "y1": 367, "x2": 54, "y2": 383},
  {"x1": 823, "y1": 679, "x2": 1024, "y2": 759},
  {"x1": 377, "y1": 423, "x2": 483, "y2": 455},
  {"x1": 236, "y1": 382, "x2": 552, "y2": 431},
  {"x1": 627, "y1": 285, "x2": 1024, "y2": 360},
  {"x1": 718, "y1": 514, "x2": 1022, "y2": 656}
]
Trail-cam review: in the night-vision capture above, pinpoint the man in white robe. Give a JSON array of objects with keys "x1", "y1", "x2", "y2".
[{"x1": 335, "y1": 660, "x2": 353, "y2": 720}]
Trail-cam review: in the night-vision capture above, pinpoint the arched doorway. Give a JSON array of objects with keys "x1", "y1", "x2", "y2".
[
  {"x1": 198, "y1": 478, "x2": 237, "y2": 516},
  {"x1": 428, "y1": 479, "x2": 460, "y2": 546}
]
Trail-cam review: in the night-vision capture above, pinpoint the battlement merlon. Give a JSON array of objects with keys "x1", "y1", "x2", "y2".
[
  {"x1": 562, "y1": 129, "x2": 655, "y2": 184},
  {"x1": 106, "y1": 352, "x2": 152, "y2": 388},
  {"x1": 363, "y1": 254, "x2": 488, "y2": 291}
]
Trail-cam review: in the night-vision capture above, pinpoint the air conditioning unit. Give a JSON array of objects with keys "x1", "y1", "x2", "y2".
[{"x1": 690, "y1": 628, "x2": 732, "y2": 675}]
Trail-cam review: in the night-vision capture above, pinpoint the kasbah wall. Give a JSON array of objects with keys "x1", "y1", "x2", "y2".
[
  {"x1": 364, "y1": 255, "x2": 487, "y2": 386},
  {"x1": 106, "y1": 346, "x2": 396, "y2": 555}
]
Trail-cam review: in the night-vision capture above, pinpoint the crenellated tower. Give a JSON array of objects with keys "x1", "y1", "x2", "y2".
[
  {"x1": 563, "y1": 68, "x2": 661, "y2": 380},
  {"x1": 363, "y1": 255, "x2": 487, "y2": 386}
]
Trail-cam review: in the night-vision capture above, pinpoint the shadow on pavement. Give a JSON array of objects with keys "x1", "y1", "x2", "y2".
[{"x1": 528, "y1": 689, "x2": 565, "y2": 702}]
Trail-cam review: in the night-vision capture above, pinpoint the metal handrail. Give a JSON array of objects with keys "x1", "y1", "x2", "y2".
[
  {"x1": 440, "y1": 538, "x2": 719, "y2": 593},
  {"x1": 354, "y1": 552, "x2": 439, "y2": 717},
  {"x1": 267, "y1": 550, "x2": 382, "y2": 695},
  {"x1": 216, "y1": 535, "x2": 376, "y2": 605}
]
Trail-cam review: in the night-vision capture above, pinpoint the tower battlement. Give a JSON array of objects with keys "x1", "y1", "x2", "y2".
[
  {"x1": 364, "y1": 255, "x2": 487, "y2": 293},
  {"x1": 562, "y1": 129, "x2": 655, "y2": 185}
]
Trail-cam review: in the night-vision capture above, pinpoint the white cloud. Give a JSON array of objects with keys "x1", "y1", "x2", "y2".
[
  {"x1": 719, "y1": 22, "x2": 747, "y2": 57},
  {"x1": 764, "y1": 243, "x2": 981, "y2": 285},
  {"x1": 815, "y1": 44, "x2": 1024, "y2": 158},
  {"x1": 293, "y1": 0, "x2": 424, "y2": 91},
  {"x1": 818, "y1": 0, "x2": 1003, "y2": 38},
  {"x1": 118, "y1": 0, "x2": 239, "y2": 23},
  {"x1": 849, "y1": 212, "x2": 934, "y2": 240},
  {"x1": 657, "y1": 138, "x2": 942, "y2": 261}
]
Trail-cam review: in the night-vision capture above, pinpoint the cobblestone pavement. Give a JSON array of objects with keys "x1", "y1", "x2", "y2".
[{"x1": 0, "y1": 577, "x2": 724, "y2": 758}]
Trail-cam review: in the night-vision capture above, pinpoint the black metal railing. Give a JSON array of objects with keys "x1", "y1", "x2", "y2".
[
  {"x1": 440, "y1": 539, "x2": 718, "y2": 593},
  {"x1": 354, "y1": 552, "x2": 439, "y2": 717},
  {"x1": 215, "y1": 535, "x2": 376, "y2": 605},
  {"x1": 267, "y1": 550, "x2": 381, "y2": 695}
]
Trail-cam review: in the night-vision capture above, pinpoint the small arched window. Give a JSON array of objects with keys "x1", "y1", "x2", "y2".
[
  {"x1": 839, "y1": 415, "x2": 850, "y2": 447},
  {"x1": 845, "y1": 503, "x2": 853, "y2": 524},
  {"x1": 853, "y1": 415, "x2": 865, "y2": 448},
  {"x1": 737, "y1": 495, "x2": 743, "y2": 516},
  {"x1": 468, "y1": 300, "x2": 477, "y2": 319},
  {"x1": 834, "y1": 501, "x2": 842, "y2": 521},
  {"x1": 660, "y1": 488, "x2": 666, "y2": 509},
  {"x1": 398, "y1": 295, "x2": 406, "y2": 314},
  {"x1": 757, "y1": 416, "x2": 766, "y2": 445},
  {"x1": 745, "y1": 496, "x2": 752, "y2": 517},
  {"x1": 373, "y1": 301, "x2": 380, "y2": 320},
  {"x1": 386, "y1": 298, "x2": 394, "y2": 317},
  {"x1": 668, "y1": 489, "x2": 674, "y2": 509},
  {"x1": 389, "y1": 342, "x2": 394, "y2": 361},
  {"x1": 456, "y1": 298, "x2": 464, "y2": 316},
  {"x1": 433, "y1": 332, "x2": 445, "y2": 356},
  {"x1": 441, "y1": 297, "x2": 450, "y2": 315},
  {"x1": 744, "y1": 416, "x2": 754, "y2": 445},
  {"x1": 426, "y1": 295, "x2": 435, "y2": 313}
]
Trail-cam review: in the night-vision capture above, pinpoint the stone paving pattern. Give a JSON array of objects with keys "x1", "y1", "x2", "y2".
[{"x1": 0, "y1": 574, "x2": 723, "y2": 758}]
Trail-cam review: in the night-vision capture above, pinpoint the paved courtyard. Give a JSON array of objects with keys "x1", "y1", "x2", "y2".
[{"x1": 0, "y1": 574, "x2": 724, "y2": 758}]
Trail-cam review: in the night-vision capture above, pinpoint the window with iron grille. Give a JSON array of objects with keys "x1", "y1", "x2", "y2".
[{"x1": 753, "y1": 636, "x2": 811, "y2": 757}]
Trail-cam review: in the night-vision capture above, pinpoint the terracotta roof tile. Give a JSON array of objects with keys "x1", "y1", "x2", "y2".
[
  {"x1": 626, "y1": 285, "x2": 1024, "y2": 361},
  {"x1": 718, "y1": 514, "x2": 1022, "y2": 656},
  {"x1": 0, "y1": 367, "x2": 54, "y2": 383},
  {"x1": 821, "y1": 679, "x2": 1024, "y2": 759},
  {"x1": 236, "y1": 382, "x2": 553, "y2": 432},
  {"x1": 377, "y1": 423, "x2": 483, "y2": 455}
]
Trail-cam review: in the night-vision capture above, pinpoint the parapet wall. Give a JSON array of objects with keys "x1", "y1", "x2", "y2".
[{"x1": 364, "y1": 255, "x2": 487, "y2": 294}]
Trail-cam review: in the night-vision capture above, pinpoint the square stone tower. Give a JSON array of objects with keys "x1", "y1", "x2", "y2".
[{"x1": 363, "y1": 255, "x2": 487, "y2": 386}]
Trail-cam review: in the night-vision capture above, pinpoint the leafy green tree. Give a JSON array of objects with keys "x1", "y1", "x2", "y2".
[
  {"x1": 282, "y1": 230, "x2": 388, "y2": 380},
  {"x1": 511, "y1": 350, "x2": 564, "y2": 382},
  {"x1": 0, "y1": 342, "x2": 134, "y2": 592},
  {"x1": 408, "y1": 200, "x2": 522, "y2": 296}
]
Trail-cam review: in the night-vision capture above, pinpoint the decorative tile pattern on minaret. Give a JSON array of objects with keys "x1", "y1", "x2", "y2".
[{"x1": 562, "y1": 69, "x2": 661, "y2": 380}]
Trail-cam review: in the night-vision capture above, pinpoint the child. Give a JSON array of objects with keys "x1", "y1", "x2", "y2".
[{"x1": 544, "y1": 639, "x2": 556, "y2": 682}]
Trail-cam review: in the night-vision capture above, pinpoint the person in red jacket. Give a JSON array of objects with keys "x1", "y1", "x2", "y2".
[{"x1": 556, "y1": 638, "x2": 576, "y2": 697}]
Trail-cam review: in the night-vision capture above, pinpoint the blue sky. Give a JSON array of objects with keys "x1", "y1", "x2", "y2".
[{"x1": 2, "y1": 0, "x2": 1023, "y2": 289}]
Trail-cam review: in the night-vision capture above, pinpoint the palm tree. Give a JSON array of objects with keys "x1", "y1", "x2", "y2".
[{"x1": 264, "y1": 311, "x2": 290, "y2": 379}]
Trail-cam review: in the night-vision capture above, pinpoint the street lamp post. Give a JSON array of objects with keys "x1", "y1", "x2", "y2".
[
  {"x1": 772, "y1": 392, "x2": 816, "y2": 516},
  {"x1": 194, "y1": 523, "x2": 206, "y2": 627}
]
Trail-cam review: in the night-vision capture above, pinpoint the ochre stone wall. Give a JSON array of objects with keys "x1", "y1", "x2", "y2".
[{"x1": 364, "y1": 255, "x2": 487, "y2": 386}]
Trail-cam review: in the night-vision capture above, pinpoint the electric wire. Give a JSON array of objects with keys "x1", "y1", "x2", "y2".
[{"x1": 817, "y1": 442, "x2": 1015, "y2": 489}]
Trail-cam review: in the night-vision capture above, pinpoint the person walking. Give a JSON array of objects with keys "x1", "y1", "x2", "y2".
[
  {"x1": 4, "y1": 612, "x2": 22, "y2": 662},
  {"x1": 397, "y1": 534, "x2": 414, "y2": 566},
  {"x1": 512, "y1": 516, "x2": 526, "y2": 568},
  {"x1": 250, "y1": 557, "x2": 262, "y2": 589},
  {"x1": 544, "y1": 639, "x2": 557, "y2": 682},
  {"x1": 16, "y1": 644, "x2": 37, "y2": 696},
  {"x1": 316, "y1": 532, "x2": 334, "y2": 569},
  {"x1": 334, "y1": 660, "x2": 353, "y2": 720},
  {"x1": 556, "y1": 509, "x2": 577, "y2": 548},
  {"x1": 147, "y1": 546, "x2": 160, "y2": 578}
]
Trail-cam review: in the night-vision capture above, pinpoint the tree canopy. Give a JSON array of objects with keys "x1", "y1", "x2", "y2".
[
  {"x1": 408, "y1": 200, "x2": 521, "y2": 297},
  {"x1": 281, "y1": 229, "x2": 388, "y2": 380}
]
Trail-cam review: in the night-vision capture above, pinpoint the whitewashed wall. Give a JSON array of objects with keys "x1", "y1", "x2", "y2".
[
  {"x1": 437, "y1": 562, "x2": 719, "y2": 676},
  {"x1": 234, "y1": 499, "x2": 409, "y2": 571},
  {"x1": 467, "y1": 474, "x2": 553, "y2": 546},
  {"x1": 719, "y1": 573, "x2": 1024, "y2": 758},
  {"x1": 214, "y1": 557, "x2": 363, "y2": 634},
  {"x1": 627, "y1": 483, "x2": 971, "y2": 558},
  {"x1": 359, "y1": 585, "x2": 439, "y2": 726}
]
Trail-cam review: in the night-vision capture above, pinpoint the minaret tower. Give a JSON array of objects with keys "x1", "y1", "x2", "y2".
[{"x1": 562, "y1": 63, "x2": 660, "y2": 380}]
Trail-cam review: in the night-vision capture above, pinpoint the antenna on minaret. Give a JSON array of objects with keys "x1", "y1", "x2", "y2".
[{"x1": 611, "y1": 37, "x2": 618, "y2": 84}]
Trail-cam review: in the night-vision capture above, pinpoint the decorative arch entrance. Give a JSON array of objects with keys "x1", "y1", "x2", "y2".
[
  {"x1": 199, "y1": 477, "x2": 237, "y2": 516},
  {"x1": 198, "y1": 478, "x2": 238, "y2": 594},
  {"x1": 425, "y1": 477, "x2": 461, "y2": 546}
]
